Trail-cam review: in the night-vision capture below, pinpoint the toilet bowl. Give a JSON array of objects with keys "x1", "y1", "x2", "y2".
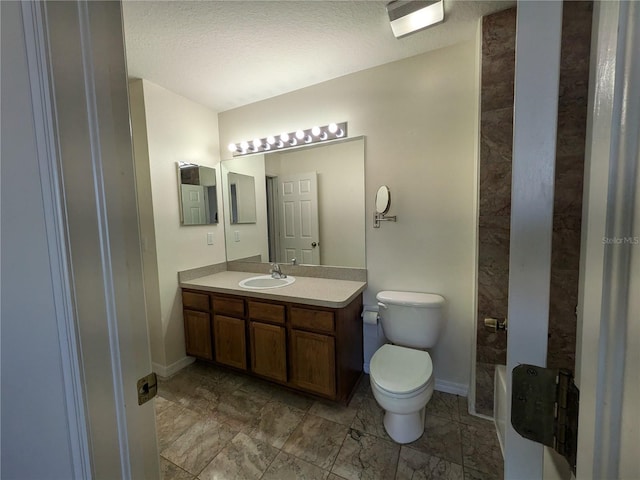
[
  {"x1": 369, "y1": 291, "x2": 445, "y2": 444},
  {"x1": 370, "y1": 344, "x2": 435, "y2": 443}
]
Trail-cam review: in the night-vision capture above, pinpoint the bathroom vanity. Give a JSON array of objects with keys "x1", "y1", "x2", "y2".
[{"x1": 180, "y1": 271, "x2": 365, "y2": 403}]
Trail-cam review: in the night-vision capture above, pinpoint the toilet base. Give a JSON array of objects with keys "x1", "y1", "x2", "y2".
[{"x1": 382, "y1": 406, "x2": 426, "y2": 444}]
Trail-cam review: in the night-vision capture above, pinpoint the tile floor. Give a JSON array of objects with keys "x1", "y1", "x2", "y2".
[{"x1": 156, "y1": 361, "x2": 504, "y2": 480}]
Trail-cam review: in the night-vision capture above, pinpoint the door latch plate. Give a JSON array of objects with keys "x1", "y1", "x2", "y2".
[{"x1": 137, "y1": 372, "x2": 158, "y2": 405}]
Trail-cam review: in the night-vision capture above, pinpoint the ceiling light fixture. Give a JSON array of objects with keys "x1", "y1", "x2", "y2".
[
  {"x1": 228, "y1": 122, "x2": 348, "y2": 157},
  {"x1": 387, "y1": 0, "x2": 444, "y2": 39}
]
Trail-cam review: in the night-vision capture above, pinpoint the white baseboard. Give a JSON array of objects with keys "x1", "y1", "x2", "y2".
[
  {"x1": 435, "y1": 378, "x2": 468, "y2": 397},
  {"x1": 153, "y1": 356, "x2": 194, "y2": 378}
]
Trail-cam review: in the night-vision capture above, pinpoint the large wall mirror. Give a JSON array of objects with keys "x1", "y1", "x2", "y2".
[
  {"x1": 221, "y1": 136, "x2": 366, "y2": 268},
  {"x1": 177, "y1": 162, "x2": 219, "y2": 225}
]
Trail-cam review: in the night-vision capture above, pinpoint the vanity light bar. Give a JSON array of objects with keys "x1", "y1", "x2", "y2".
[{"x1": 227, "y1": 122, "x2": 348, "y2": 156}]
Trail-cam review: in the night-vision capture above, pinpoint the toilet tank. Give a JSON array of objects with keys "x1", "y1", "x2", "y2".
[{"x1": 376, "y1": 291, "x2": 445, "y2": 349}]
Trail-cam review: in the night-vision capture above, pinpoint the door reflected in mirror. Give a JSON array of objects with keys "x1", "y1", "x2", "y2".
[
  {"x1": 177, "y1": 162, "x2": 219, "y2": 225},
  {"x1": 221, "y1": 137, "x2": 366, "y2": 268}
]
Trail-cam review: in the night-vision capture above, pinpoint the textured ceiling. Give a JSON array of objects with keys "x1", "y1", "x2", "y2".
[{"x1": 122, "y1": 0, "x2": 513, "y2": 112}]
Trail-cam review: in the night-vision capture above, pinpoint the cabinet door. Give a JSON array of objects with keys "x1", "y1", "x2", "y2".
[
  {"x1": 289, "y1": 329, "x2": 335, "y2": 397},
  {"x1": 250, "y1": 322, "x2": 287, "y2": 382},
  {"x1": 213, "y1": 315, "x2": 247, "y2": 370},
  {"x1": 184, "y1": 309, "x2": 213, "y2": 360}
]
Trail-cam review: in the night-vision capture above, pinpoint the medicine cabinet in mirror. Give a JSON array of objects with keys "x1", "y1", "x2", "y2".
[
  {"x1": 177, "y1": 162, "x2": 219, "y2": 225},
  {"x1": 227, "y1": 172, "x2": 257, "y2": 224},
  {"x1": 220, "y1": 136, "x2": 366, "y2": 268}
]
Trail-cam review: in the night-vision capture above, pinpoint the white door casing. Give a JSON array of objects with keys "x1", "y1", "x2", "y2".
[
  {"x1": 20, "y1": 1, "x2": 160, "y2": 478},
  {"x1": 576, "y1": 1, "x2": 640, "y2": 478},
  {"x1": 505, "y1": 1, "x2": 563, "y2": 478},
  {"x1": 507, "y1": 2, "x2": 640, "y2": 479},
  {"x1": 279, "y1": 172, "x2": 320, "y2": 264}
]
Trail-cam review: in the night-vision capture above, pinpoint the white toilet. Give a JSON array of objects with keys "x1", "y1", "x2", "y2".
[{"x1": 369, "y1": 290, "x2": 445, "y2": 444}]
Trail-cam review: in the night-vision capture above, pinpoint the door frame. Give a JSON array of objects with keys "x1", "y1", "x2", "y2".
[
  {"x1": 575, "y1": 1, "x2": 640, "y2": 478},
  {"x1": 265, "y1": 175, "x2": 281, "y2": 262},
  {"x1": 20, "y1": 1, "x2": 159, "y2": 478},
  {"x1": 20, "y1": 3, "x2": 92, "y2": 477},
  {"x1": 505, "y1": 1, "x2": 563, "y2": 477},
  {"x1": 506, "y1": 1, "x2": 640, "y2": 478}
]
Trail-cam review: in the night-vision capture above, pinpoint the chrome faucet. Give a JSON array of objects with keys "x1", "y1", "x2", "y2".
[{"x1": 270, "y1": 263, "x2": 287, "y2": 279}]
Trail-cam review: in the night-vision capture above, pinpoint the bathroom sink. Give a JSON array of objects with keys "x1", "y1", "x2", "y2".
[{"x1": 239, "y1": 275, "x2": 295, "y2": 289}]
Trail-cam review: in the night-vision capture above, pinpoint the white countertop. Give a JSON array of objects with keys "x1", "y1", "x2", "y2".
[{"x1": 180, "y1": 271, "x2": 366, "y2": 308}]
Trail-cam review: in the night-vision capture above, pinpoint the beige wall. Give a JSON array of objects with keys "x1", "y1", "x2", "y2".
[
  {"x1": 218, "y1": 42, "x2": 479, "y2": 390},
  {"x1": 266, "y1": 138, "x2": 366, "y2": 267},
  {"x1": 130, "y1": 79, "x2": 226, "y2": 372}
]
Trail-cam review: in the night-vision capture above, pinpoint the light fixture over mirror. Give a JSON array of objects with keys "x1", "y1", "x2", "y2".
[
  {"x1": 177, "y1": 162, "x2": 219, "y2": 225},
  {"x1": 228, "y1": 122, "x2": 347, "y2": 157}
]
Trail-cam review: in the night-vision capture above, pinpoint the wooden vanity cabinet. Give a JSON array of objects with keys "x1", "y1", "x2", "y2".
[
  {"x1": 289, "y1": 328, "x2": 336, "y2": 397},
  {"x1": 181, "y1": 288, "x2": 363, "y2": 403},
  {"x1": 250, "y1": 321, "x2": 287, "y2": 382},
  {"x1": 211, "y1": 296, "x2": 247, "y2": 370},
  {"x1": 247, "y1": 300, "x2": 287, "y2": 382},
  {"x1": 182, "y1": 291, "x2": 213, "y2": 360}
]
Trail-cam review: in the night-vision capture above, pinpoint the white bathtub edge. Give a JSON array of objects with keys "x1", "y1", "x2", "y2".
[{"x1": 494, "y1": 364, "x2": 507, "y2": 457}]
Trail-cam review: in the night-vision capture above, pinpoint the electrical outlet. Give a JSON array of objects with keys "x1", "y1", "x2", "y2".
[
  {"x1": 234, "y1": 231, "x2": 240, "y2": 242},
  {"x1": 207, "y1": 232, "x2": 214, "y2": 245}
]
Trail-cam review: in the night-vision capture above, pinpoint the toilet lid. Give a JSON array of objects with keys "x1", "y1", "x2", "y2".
[{"x1": 370, "y1": 344, "x2": 433, "y2": 395}]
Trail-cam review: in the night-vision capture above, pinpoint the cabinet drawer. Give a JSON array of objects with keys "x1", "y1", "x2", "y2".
[
  {"x1": 212, "y1": 296, "x2": 245, "y2": 317},
  {"x1": 182, "y1": 291, "x2": 210, "y2": 311},
  {"x1": 290, "y1": 307, "x2": 335, "y2": 333},
  {"x1": 248, "y1": 301, "x2": 285, "y2": 325}
]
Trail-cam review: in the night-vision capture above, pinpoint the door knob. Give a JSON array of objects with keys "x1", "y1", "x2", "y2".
[
  {"x1": 484, "y1": 317, "x2": 507, "y2": 331},
  {"x1": 311, "y1": 242, "x2": 318, "y2": 247}
]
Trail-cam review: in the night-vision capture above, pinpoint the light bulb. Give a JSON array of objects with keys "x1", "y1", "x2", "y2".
[
  {"x1": 280, "y1": 133, "x2": 290, "y2": 142},
  {"x1": 276, "y1": 140, "x2": 284, "y2": 148},
  {"x1": 295, "y1": 130, "x2": 305, "y2": 140},
  {"x1": 267, "y1": 135, "x2": 276, "y2": 145},
  {"x1": 240, "y1": 141, "x2": 249, "y2": 151},
  {"x1": 311, "y1": 126, "x2": 321, "y2": 136},
  {"x1": 289, "y1": 138, "x2": 297, "y2": 146},
  {"x1": 304, "y1": 135, "x2": 313, "y2": 143},
  {"x1": 228, "y1": 143, "x2": 238, "y2": 152},
  {"x1": 328, "y1": 123, "x2": 338, "y2": 133},
  {"x1": 252, "y1": 139, "x2": 262, "y2": 150},
  {"x1": 319, "y1": 131, "x2": 328, "y2": 140},
  {"x1": 336, "y1": 128, "x2": 345, "y2": 138},
  {"x1": 264, "y1": 144, "x2": 271, "y2": 151}
]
